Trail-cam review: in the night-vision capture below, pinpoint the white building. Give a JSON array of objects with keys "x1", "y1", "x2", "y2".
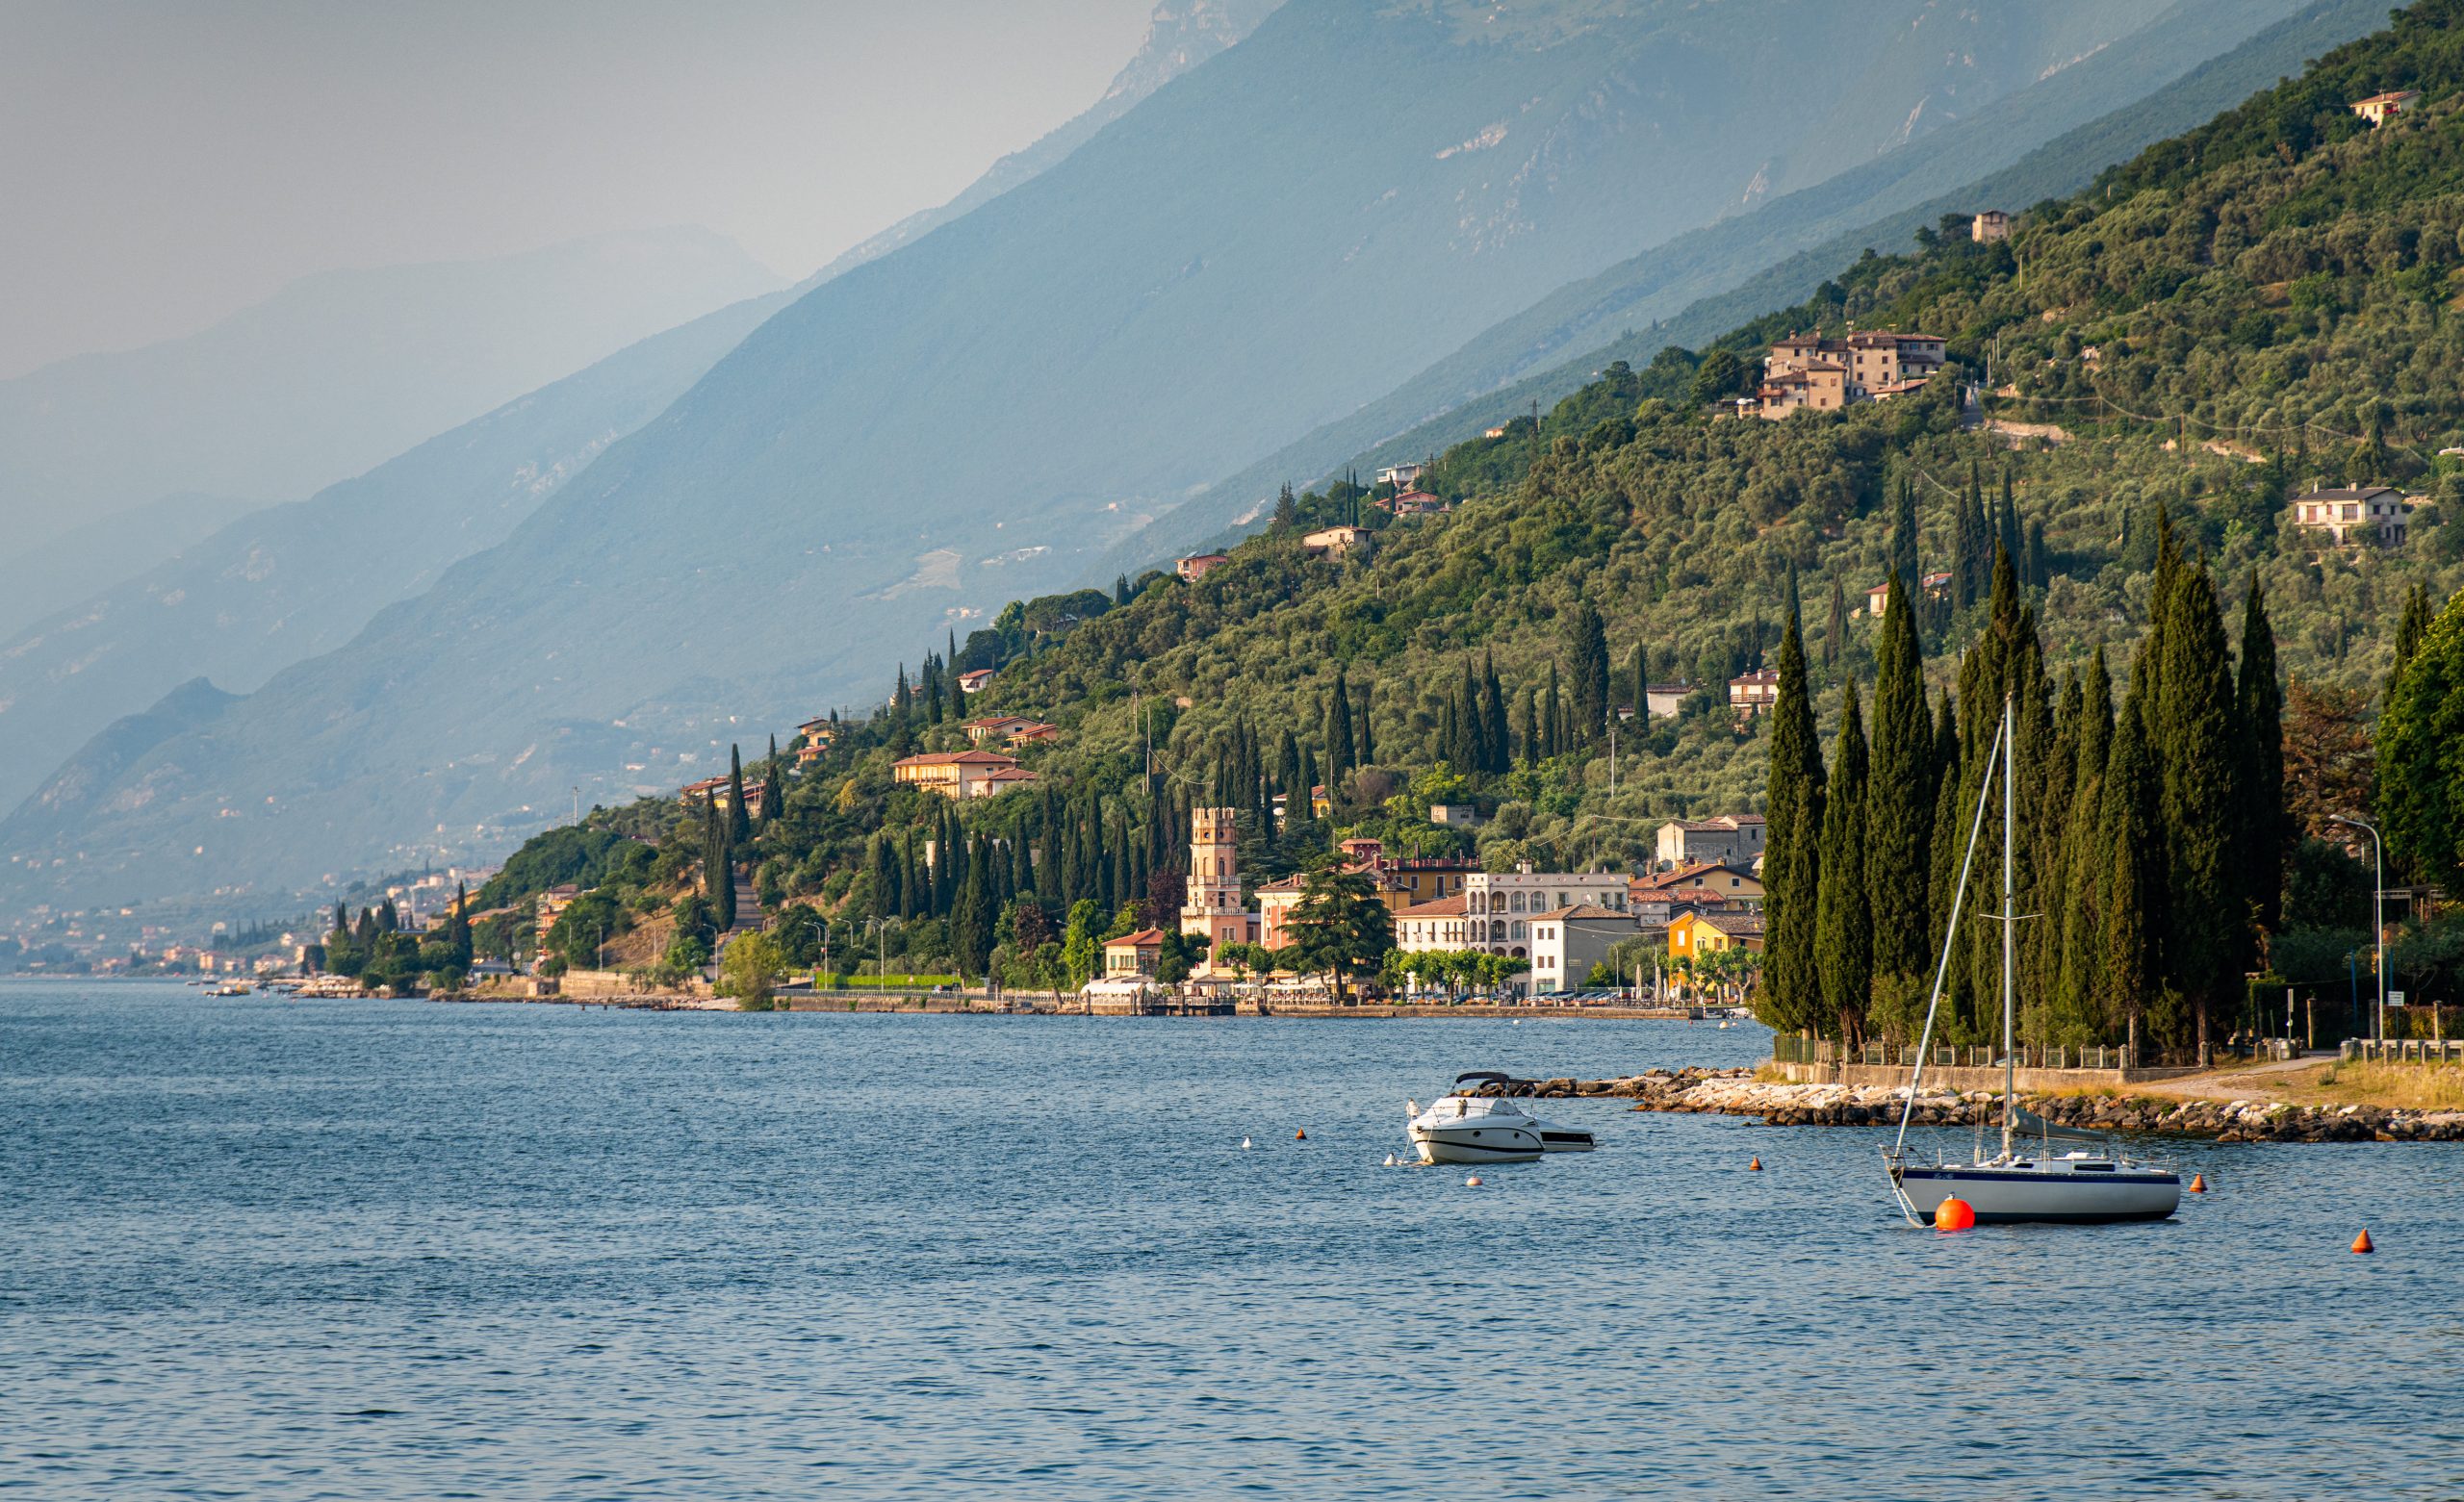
[
  {"x1": 1394, "y1": 894, "x2": 1473, "y2": 953},
  {"x1": 1458, "y1": 867, "x2": 1629, "y2": 958},
  {"x1": 2289, "y1": 486, "x2": 2414, "y2": 547},
  {"x1": 1527, "y1": 904, "x2": 1642, "y2": 997}
]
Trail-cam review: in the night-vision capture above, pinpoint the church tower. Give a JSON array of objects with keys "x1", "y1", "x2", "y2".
[{"x1": 1180, "y1": 806, "x2": 1252, "y2": 948}]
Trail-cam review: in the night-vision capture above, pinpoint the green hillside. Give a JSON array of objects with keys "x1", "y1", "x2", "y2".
[{"x1": 423, "y1": 0, "x2": 2464, "y2": 1051}]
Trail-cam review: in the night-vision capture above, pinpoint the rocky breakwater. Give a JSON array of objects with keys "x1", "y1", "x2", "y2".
[{"x1": 1467, "y1": 1070, "x2": 2464, "y2": 1142}]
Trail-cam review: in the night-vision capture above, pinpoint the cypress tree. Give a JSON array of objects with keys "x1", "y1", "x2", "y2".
[
  {"x1": 1865, "y1": 576, "x2": 1934, "y2": 993},
  {"x1": 1277, "y1": 729, "x2": 1303, "y2": 804},
  {"x1": 1625, "y1": 642, "x2": 1646, "y2": 728},
  {"x1": 1325, "y1": 680, "x2": 1355, "y2": 794},
  {"x1": 2098, "y1": 700, "x2": 2164, "y2": 1059},
  {"x1": 2157, "y1": 565, "x2": 2242, "y2": 1055},
  {"x1": 1924, "y1": 694, "x2": 1963, "y2": 1009},
  {"x1": 1518, "y1": 686, "x2": 1538, "y2": 768},
  {"x1": 760, "y1": 740, "x2": 783, "y2": 830},
  {"x1": 1815, "y1": 680, "x2": 1872, "y2": 1043},
  {"x1": 1759, "y1": 614, "x2": 1826, "y2": 1032},
  {"x1": 1567, "y1": 601, "x2": 1610, "y2": 740},
  {"x1": 1542, "y1": 663, "x2": 1564, "y2": 759},
  {"x1": 1357, "y1": 677, "x2": 1376, "y2": 767},
  {"x1": 871, "y1": 835, "x2": 899, "y2": 920},
  {"x1": 1888, "y1": 477, "x2": 1919, "y2": 594},
  {"x1": 1822, "y1": 577, "x2": 1848, "y2": 674},
  {"x1": 899, "y1": 829, "x2": 921, "y2": 919},
  {"x1": 2236, "y1": 574, "x2": 2287, "y2": 941},
  {"x1": 2392, "y1": 580, "x2": 2432, "y2": 698},
  {"x1": 727, "y1": 745, "x2": 752, "y2": 845},
  {"x1": 1480, "y1": 653, "x2": 1509, "y2": 775},
  {"x1": 954, "y1": 833, "x2": 996, "y2": 979},
  {"x1": 1996, "y1": 467, "x2": 2021, "y2": 568},
  {"x1": 2053, "y1": 710, "x2": 2111, "y2": 1043}
]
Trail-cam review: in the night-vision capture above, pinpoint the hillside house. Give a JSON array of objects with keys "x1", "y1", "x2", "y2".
[
  {"x1": 1103, "y1": 929, "x2": 1168, "y2": 979},
  {"x1": 1864, "y1": 581, "x2": 1894, "y2": 616},
  {"x1": 1633, "y1": 862, "x2": 1762, "y2": 910},
  {"x1": 680, "y1": 775, "x2": 764, "y2": 816},
  {"x1": 1757, "y1": 361, "x2": 1847, "y2": 419},
  {"x1": 1729, "y1": 667, "x2": 1781, "y2": 717},
  {"x1": 2290, "y1": 486, "x2": 2414, "y2": 547},
  {"x1": 1668, "y1": 909, "x2": 1766, "y2": 959},
  {"x1": 2352, "y1": 89, "x2": 2419, "y2": 126},
  {"x1": 1176, "y1": 553, "x2": 1230, "y2": 583},
  {"x1": 1971, "y1": 209, "x2": 2010, "y2": 242},
  {"x1": 1256, "y1": 873, "x2": 1308, "y2": 952},
  {"x1": 1385, "y1": 489, "x2": 1449, "y2": 517},
  {"x1": 892, "y1": 750, "x2": 1033, "y2": 800},
  {"x1": 1641, "y1": 683, "x2": 1688, "y2": 719},
  {"x1": 1527, "y1": 904, "x2": 1641, "y2": 995},
  {"x1": 1655, "y1": 815, "x2": 1766, "y2": 871},
  {"x1": 1301, "y1": 525, "x2": 1372, "y2": 560},
  {"x1": 1759, "y1": 331, "x2": 1945, "y2": 418},
  {"x1": 1483, "y1": 424, "x2": 1511, "y2": 440},
  {"x1": 957, "y1": 669, "x2": 995, "y2": 694},
  {"x1": 1430, "y1": 802, "x2": 1481, "y2": 829},
  {"x1": 1375, "y1": 462, "x2": 1426, "y2": 488},
  {"x1": 1921, "y1": 571, "x2": 1953, "y2": 598}
]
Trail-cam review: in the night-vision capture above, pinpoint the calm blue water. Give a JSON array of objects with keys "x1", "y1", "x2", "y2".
[{"x1": 4, "y1": 980, "x2": 2460, "y2": 1499}]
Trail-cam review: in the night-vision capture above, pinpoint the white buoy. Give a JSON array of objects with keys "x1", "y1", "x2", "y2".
[
  {"x1": 1241, "y1": 1137, "x2": 1252, "y2": 1149},
  {"x1": 1466, "y1": 1175, "x2": 1484, "y2": 1186}
]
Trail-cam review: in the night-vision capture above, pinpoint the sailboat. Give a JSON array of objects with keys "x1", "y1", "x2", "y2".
[{"x1": 1883, "y1": 694, "x2": 2181, "y2": 1226}]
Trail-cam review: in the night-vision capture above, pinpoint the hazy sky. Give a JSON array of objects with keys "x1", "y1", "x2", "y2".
[{"x1": 0, "y1": 0, "x2": 1157, "y2": 377}]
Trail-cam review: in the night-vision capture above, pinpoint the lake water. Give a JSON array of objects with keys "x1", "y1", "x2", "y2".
[{"x1": 4, "y1": 981, "x2": 2460, "y2": 1499}]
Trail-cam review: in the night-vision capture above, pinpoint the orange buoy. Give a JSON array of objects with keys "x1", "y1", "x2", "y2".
[
  {"x1": 1465, "y1": 1175, "x2": 1483, "y2": 1187},
  {"x1": 2188, "y1": 1173, "x2": 2206, "y2": 1193},
  {"x1": 1935, "y1": 1196, "x2": 1976, "y2": 1233},
  {"x1": 1748, "y1": 1157, "x2": 1762, "y2": 1171},
  {"x1": 2352, "y1": 1229, "x2": 2375, "y2": 1255},
  {"x1": 1295, "y1": 1128, "x2": 1306, "y2": 1140}
]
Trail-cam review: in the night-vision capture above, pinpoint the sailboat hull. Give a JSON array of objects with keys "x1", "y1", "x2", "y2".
[{"x1": 1895, "y1": 1165, "x2": 2181, "y2": 1224}]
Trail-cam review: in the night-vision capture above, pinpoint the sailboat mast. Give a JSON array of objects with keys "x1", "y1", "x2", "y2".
[{"x1": 2001, "y1": 691, "x2": 2016, "y2": 1160}]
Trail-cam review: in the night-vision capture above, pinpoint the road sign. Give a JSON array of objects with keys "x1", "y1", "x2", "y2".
[{"x1": 2388, "y1": 990, "x2": 2406, "y2": 1006}]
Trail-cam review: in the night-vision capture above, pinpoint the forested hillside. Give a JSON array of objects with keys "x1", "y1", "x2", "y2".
[{"x1": 164, "y1": 2, "x2": 2464, "y2": 1049}]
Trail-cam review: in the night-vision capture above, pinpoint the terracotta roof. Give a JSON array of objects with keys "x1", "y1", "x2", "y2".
[
  {"x1": 894, "y1": 750, "x2": 1019, "y2": 768},
  {"x1": 1107, "y1": 928, "x2": 1169, "y2": 948},
  {"x1": 1395, "y1": 895, "x2": 1467, "y2": 919},
  {"x1": 1683, "y1": 912, "x2": 1766, "y2": 935},
  {"x1": 2294, "y1": 486, "x2": 2403, "y2": 501},
  {"x1": 1634, "y1": 862, "x2": 1755, "y2": 891}
]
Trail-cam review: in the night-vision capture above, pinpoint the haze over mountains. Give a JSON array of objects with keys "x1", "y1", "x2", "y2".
[
  {"x1": 0, "y1": 226, "x2": 783, "y2": 573},
  {"x1": 0, "y1": 0, "x2": 2359, "y2": 917},
  {"x1": 0, "y1": 0, "x2": 1285, "y2": 827}
]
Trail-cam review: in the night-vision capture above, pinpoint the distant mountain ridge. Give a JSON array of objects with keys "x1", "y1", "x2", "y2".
[
  {"x1": 0, "y1": 226, "x2": 783, "y2": 559},
  {"x1": 0, "y1": 0, "x2": 2278, "y2": 914}
]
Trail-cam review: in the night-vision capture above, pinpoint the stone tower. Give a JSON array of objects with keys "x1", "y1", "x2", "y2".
[{"x1": 1180, "y1": 806, "x2": 1250, "y2": 947}]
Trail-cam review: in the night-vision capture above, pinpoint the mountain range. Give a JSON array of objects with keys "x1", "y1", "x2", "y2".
[
  {"x1": 0, "y1": 0, "x2": 2363, "y2": 918},
  {"x1": 0, "y1": 226, "x2": 783, "y2": 574}
]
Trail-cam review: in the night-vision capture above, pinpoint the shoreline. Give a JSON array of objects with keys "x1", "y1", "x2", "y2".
[{"x1": 1474, "y1": 1067, "x2": 2464, "y2": 1143}]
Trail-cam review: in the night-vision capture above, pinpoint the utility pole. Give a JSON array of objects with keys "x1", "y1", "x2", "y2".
[{"x1": 2331, "y1": 814, "x2": 2386, "y2": 1041}]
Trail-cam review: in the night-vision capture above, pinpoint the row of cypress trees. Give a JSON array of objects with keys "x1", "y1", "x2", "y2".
[{"x1": 1762, "y1": 511, "x2": 2285, "y2": 1059}]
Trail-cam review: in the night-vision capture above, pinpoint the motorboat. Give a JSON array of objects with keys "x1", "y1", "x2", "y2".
[
  {"x1": 1882, "y1": 694, "x2": 2180, "y2": 1226},
  {"x1": 1407, "y1": 1073, "x2": 1598, "y2": 1163}
]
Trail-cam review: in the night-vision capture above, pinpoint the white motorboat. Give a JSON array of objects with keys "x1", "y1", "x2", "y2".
[
  {"x1": 1882, "y1": 693, "x2": 2180, "y2": 1227},
  {"x1": 1408, "y1": 1073, "x2": 1598, "y2": 1163}
]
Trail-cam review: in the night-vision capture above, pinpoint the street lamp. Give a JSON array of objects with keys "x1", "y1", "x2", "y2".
[{"x1": 2329, "y1": 814, "x2": 2385, "y2": 1041}]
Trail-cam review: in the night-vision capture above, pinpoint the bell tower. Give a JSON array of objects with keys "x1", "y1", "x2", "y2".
[{"x1": 1180, "y1": 806, "x2": 1246, "y2": 945}]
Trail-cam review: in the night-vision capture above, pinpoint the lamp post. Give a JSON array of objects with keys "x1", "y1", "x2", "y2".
[{"x1": 2330, "y1": 814, "x2": 2385, "y2": 1041}]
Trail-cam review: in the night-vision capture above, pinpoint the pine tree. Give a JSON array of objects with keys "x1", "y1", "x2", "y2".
[
  {"x1": 1815, "y1": 680, "x2": 1871, "y2": 1042},
  {"x1": 1115, "y1": 573, "x2": 1132, "y2": 607},
  {"x1": 1567, "y1": 601, "x2": 1609, "y2": 740},
  {"x1": 2237, "y1": 574, "x2": 2287, "y2": 941},
  {"x1": 2156, "y1": 565, "x2": 2243, "y2": 1055},
  {"x1": 1865, "y1": 576, "x2": 1934, "y2": 993},
  {"x1": 1759, "y1": 613, "x2": 1825, "y2": 1032}
]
